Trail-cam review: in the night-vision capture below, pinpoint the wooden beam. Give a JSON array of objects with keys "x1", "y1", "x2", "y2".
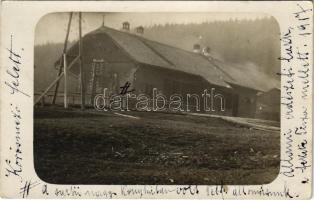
[
  {"x1": 52, "y1": 12, "x2": 73, "y2": 104},
  {"x1": 63, "y1": 53, "x2": 68, "y2": 108},
  {"x1": 79, "y1": 12, "x2": 85, "y2": 110},
  {"x1": 34, "y1": 56, "x2": 80, "y2": 105}
]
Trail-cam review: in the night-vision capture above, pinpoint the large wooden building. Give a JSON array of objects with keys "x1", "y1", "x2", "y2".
[{"x1": 55, "y1": 23, "x2": 280, "y2": 120}]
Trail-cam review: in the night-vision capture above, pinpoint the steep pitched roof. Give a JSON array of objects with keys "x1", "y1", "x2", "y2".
[
  {"x1": 64, "y1": 25, "x2": 279, "y2": 92},
  {"x1": 88, "y1": 26, "x2": 230, "y2": 88}
]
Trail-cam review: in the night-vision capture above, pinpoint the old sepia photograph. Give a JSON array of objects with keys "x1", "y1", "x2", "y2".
[{"x1": 33, "y1": 12, "x2": 281, "y2": 185}]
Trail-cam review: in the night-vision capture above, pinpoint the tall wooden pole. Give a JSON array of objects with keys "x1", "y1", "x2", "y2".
[
  {"x1": 52, "y1": 12, "x2": 73, "y2": 104},
  {"x1": 90, "y1": 63, "x2": 96, "y2": 105},
  {"x1": 79, "y1": 12, "x2": 85, "y2": 110},
  {"x1": 63, "y1": 53, "x2": 68, "y2": 108}
]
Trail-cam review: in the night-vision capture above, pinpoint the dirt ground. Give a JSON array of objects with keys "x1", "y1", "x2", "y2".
[{"x1": 34, "y1": 106, "x2": 280, "y2": 185}]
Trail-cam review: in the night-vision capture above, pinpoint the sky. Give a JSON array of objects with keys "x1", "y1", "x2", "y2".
[{"x1": 35, "y1": 12, "x2": 269, "y2": 45}]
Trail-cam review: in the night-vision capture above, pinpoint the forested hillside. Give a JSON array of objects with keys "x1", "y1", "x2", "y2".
[{"x1": 143, "y1": 17, "x2": 280, "y2": 78}]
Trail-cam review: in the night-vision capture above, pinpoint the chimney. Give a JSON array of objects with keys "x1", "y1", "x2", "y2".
[
  {"x1": 202, "y1": 46, "x2": 211, "y2": 57},
  {"x1": 122, "y1": 21, "x2": 130, "y2": 31},
  {"x1": 135, "y1": 26, "x2": 144, "y2": 35},
  {"x1": 193, "y1": 44, "x2": 201, "y2": 53}
]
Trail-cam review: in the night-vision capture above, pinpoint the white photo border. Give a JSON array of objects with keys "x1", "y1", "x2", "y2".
[{"x1": 0, "y1": 1, "x2": 312, "y2": 199}]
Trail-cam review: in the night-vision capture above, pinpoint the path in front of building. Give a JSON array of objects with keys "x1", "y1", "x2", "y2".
[
  {"x1": 187, "y1": 113, "x2": 280, "y2": 132},
  {"x1": 85, "y1": 108, "x2": 280, "y2": 132},
  {"x1": 68, "y1": 107, "x2": 280, "y2": 132}
]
